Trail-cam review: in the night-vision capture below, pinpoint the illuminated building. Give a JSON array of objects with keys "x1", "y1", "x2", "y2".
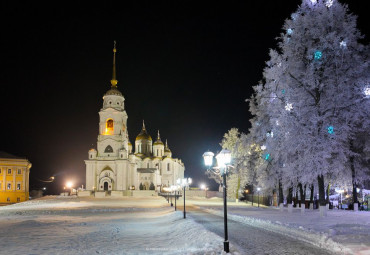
[
  {"x1": 0, "y1": 151, "x2": 31, "y2": 203},
  {"x1": 85, "y1": 42, "x2": 185, "y2": 195}
]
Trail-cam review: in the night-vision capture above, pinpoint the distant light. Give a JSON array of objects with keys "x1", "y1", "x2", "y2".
[
  {"x1": 66, "y1": 181, "x2": 73, "y2": 188},
  {"x1": 43, "y1": 187, "x2": 46, "y2": 190},
  {"x1": 200, "y1": 184, "x2": 206, "y2": 190},
  {"x1": 257, "y1": 187, "x2": 261, "y2": 191},
  {"x1": 314, "y1": 51, "x2": 322, "y2": 60}
]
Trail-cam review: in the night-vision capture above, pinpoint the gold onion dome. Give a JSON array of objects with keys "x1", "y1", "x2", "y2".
[
  {"x1": 164, "y1": 140, "x2": 171, "y2": 152},
  {"x1": 136, "y1": 121, "x2": 152, "y2": 141},
  {"x1": 105, "y1": 87, "x2": 123, "y2": 96},
  {"x1": 153, "y1": 130, "x2": 164, "y2": 145}
]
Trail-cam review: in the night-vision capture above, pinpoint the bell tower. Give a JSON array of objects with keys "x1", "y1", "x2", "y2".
[{"x1": 96, "y1": 41, "x2": 129, "y2": 159}]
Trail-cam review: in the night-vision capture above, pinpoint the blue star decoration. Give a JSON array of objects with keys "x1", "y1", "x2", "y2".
[
  {"x1": 264, "y1": 153, "x2": 270, "y2": 161},
  {"x1": 327, "y1": 126, "x2": 334, "y2": 134},
  {"x1": 314, "y1": 51, "x2": 322, "y2": 60}
]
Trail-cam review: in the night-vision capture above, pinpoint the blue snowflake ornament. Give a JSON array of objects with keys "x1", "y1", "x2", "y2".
[
  {"x1": 327, "y1": 126, "x2": 334, "y2": 134},
  {"x1": 314, "y1": 51, "x2": 322, "y2": 60}
]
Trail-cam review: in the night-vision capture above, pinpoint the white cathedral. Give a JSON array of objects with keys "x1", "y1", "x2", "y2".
[{"x1": 85, "y1": 43, "x2": 185, "y2": 194}]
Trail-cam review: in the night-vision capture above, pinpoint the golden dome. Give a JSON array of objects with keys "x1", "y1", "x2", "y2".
[
  {"x1": 153, "y1": 130, "x2": 164, "y2": 145},
  {"x1": 135, "y1": 121, "x2": 152, "y2": 141}
]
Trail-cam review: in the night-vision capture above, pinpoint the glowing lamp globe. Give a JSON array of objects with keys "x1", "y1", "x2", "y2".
[
  {"x1": 216, "y1": 149, "x2": 232, "y2": 167},
  {"x1": 200, "y1": 184, "x2": 206, "y2": 190},
  {"x1": 203, "y1": 151, "x2": 215, "y2": 167},
  {"x1": 188, "y1": 178, "x2": 192, "y2": 185},
  {"x1": 66, "y1": 181, "x2": 73, "y2": 188}
]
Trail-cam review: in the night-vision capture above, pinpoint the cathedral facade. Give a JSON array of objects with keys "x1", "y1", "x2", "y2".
[{"x1": 85, "y1": 44, "x2": 185, "y2": 194}]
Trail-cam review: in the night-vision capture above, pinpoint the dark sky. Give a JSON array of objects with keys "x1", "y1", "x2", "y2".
[{"x1": 1, "y1": 1, "x2": 369, "y2": 193}]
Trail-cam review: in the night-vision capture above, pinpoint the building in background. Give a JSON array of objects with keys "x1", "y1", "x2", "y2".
[
  {"x1": 0, "y1": 151, "x2": 31, "y2": 204},
  {"x1": 85, "y1": 43, "x2": 185, "y2": 195}
]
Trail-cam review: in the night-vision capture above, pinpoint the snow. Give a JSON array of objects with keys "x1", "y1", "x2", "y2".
[
  {"x1": 0, "y1": 196, "x2": 239, "y2": 255},
  {"x1": 188, "y1": 198, "x2": 370, "y2": 255}
]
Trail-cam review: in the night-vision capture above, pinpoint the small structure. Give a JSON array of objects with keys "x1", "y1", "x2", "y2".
[{"x1": 0, "y1": 151, "x2": 32, "y2": 204}]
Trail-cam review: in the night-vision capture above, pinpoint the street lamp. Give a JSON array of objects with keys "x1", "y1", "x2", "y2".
[
  {"x1": 200, "y1": 183, "x2": 208, "y2": 198},
  {"x1": 177, "y1": 178, "x2": 192, "y2": 219},
  {"x1": 257, "y1": 187, "x2": 261, "y2": 208},
  {"x1": 203, "y1": 149, "x2": 232, "y2": 253},
  {"x1": 66, "y1": 181, "x2": 73, "y2": 196},
  {"x1": 171, "y1": 185, "x2": 179, "y2": 211}
]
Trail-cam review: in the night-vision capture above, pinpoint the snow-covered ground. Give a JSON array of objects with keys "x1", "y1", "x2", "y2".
[
  {"x1": 188, "y1": 198, "x2": 370, "y2": 255},
  {"x1": 0, "y1": 196, "x2": 238, "y2": 255}
]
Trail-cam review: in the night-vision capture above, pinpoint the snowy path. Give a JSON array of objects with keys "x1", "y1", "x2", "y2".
[
  {"x1": 186, "y1": 206, "x2": 333, "y2": 255},
  {"x1": 0, "y1": 197, "x2": 231, "y2": 255}
]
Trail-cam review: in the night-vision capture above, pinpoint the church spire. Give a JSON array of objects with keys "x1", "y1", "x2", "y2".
[
  {"x1": 110, "y1": 41, "x2": 118, "y2": 88},
  {"x1": 142, "y1": 120, "x2": 146, "y2": 130},
  {"x1": 157, "y1": 130, "x2": 161, "y2": 140}
]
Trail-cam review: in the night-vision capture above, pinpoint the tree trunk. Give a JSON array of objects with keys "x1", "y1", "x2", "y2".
[
  {"x1": 326, "y1": 183, "x2": 330, "y2": 204},
  {"x1": 317, "y1": 175, "x2": 326, "y2": 206},
  {"x1": 295, "y1": 188, "x2": 298, "y2": 207},
  {"x1": 279, "y1": 181, "x2": 284, "y2": 205},
  {"x1": 236, "y1": 176, "x2": 240, "y2": 201},
  {"x1": 350, "y1": 140, "x2": 358, "y2": 204},
  {"x1": 299, "y1": 183, "x2": 305, "y2": 207},
  {"x1": 309, "y1": 184, "x2": 314, "y2": 203},
  {"x1": 287, "y1": 187, "x2": 293, "y2": 204}
]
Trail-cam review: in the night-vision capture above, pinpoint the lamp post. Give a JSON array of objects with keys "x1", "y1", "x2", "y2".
[
  {"x1": 177, "y1": 178, "x2": 192, "y2": 219},
  {"x1": 203, "y1": 149, "x2": 232, "y2": 253},
  {"x1": 200, "y1": 183, "x2": 208, "y2": 198},
  {"x1": 257, "y1": 187, "x2": 261, "y2": 208}
]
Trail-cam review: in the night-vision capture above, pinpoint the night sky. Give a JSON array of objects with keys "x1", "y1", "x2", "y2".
[{"x1": 1, "y1": 1, "x2": 369, "y2": 193}]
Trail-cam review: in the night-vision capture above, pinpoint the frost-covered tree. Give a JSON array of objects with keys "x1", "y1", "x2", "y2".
[{"x1": 248, "y1": 0, "x2": 369, "y2": 208}]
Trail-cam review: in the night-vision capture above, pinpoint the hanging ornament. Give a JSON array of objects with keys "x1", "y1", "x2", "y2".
[
  {"x1": 314, "y1": 51, "x2": 322, "y2": 60},
  {"x1": 340, "y1": 40, "x2": 347, "y2": 48},
  {"x1": 310, "y1": 0, "x2": 317, "y2": 4},
  {"x1": 282, "y1": 89, "x2": 286, "y2": 94},
  {"x1": 264, "y1": 153, "x2": 270, "y2": 161},
  {"x1": 261, "y1": 145, "x2": 266, "y2": 151},
  {"x1": 364, "y1": 85, "x2": 370, "y2": 97},
  {"x1": 327, "y1": 126, "x2": 334, "y2": 134},
  {"x1": 285, "y1": 103, "x2": 293, "y2": 111},
  {"x1": 287, "y1": 28, "x2": 293, "y2": 35},
  {"x1": 325, "y1": 0, "x2": 334, "y2": 8}
]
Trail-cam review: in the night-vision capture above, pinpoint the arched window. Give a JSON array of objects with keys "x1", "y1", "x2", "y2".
[
  {"x1": 104, "y1": 145, "x2": 113, "y2": 153},
  {"x1": 167, "y1": 163, "x2": 170, "y2": 171},
  {"x1": 147, "y1": 163, "x2": 149, "y2": 168},
  {"x1": 105, "y1": 119, "x2": 114, "y2": 134}
]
